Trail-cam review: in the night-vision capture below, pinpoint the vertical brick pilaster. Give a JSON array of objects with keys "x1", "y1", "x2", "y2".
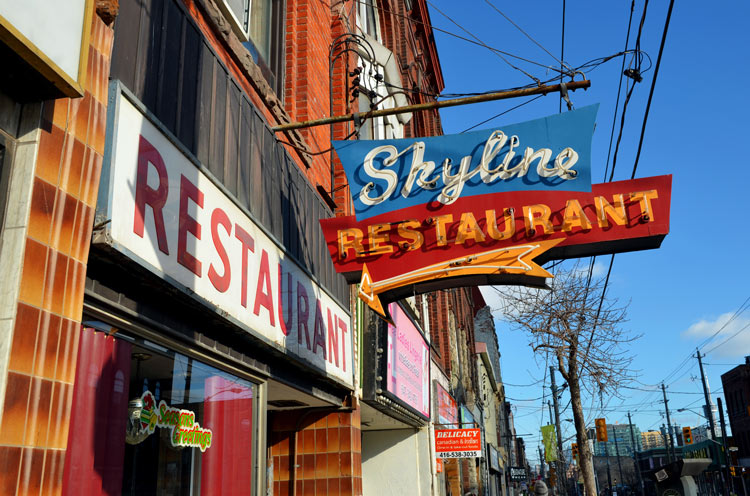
[
  {"x1": 269, "y1": 407, "x2": 362, "y2": 495},
  {"x1": 0, "y1": 12, "x2": 114, "y2": 495}
]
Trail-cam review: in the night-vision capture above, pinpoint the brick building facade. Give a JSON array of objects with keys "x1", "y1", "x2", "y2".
[{"x1": 0, "y1": 0, "x2": 481, "y2": 495}]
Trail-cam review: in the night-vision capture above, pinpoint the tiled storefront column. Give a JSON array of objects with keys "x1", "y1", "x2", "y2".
[
  {"x1": 269, "y1": 408, "x2": 363, "y2": 496},
  {"x1": 0, "y1": 14, "x2": 114, "y2": 496}
]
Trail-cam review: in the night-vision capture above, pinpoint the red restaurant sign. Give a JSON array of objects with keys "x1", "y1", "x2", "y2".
[
  {"x1": 435, "y1": 428, "x2": 482, "y2": 458},
  {"x1": 321, "y1": 175, "x2": 672, "y2": 316}
]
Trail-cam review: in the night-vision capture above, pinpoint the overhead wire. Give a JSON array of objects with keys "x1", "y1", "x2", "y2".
[
  {"x1": 704, "y1": 321, "x2": 750, "y2": 356},
  {"x1": 425, "y1": 0, "x2": 542, "y2": 86},
  {"x1": 459, "y1": 95, "x2": 544, "y2": 133},
  {"x1": 483, "y1": 0, "x2": 572, "y2": 73},
  {"x1": 608, "y1": 0, "x2": 649, "y2": 182},
  {"x1": 353, "y1": 0, "x2": 569, "y2": 76},
  {"x1": 630, "y1": 0, "x2": 675, "y2": 180}
]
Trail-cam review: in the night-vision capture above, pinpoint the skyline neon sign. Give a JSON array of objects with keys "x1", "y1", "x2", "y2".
[
  {"x1": 333, "y1": 105, "x2": 599, "y2": 221},
  {"x1": 324, "y1": 107, "x2": 671, "y2": 318}
]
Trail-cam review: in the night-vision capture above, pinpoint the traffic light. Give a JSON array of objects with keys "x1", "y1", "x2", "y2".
[
  {"x1": 730, "y1": 467, "x2": 737, "y2": 477},
  {"x1": 595, "y1": 418, "x2": 608, "y2": 442},
  {"x1": 572, "y1": 442, "x2": 579, "y2": 463},
  {"x1": 682, "y1": 426, "x2": 693, "y2": 445}
]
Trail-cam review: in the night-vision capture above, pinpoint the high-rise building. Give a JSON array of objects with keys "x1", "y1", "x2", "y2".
[{"x1": 594, "y1": 423, "x2": 643, "y2": 456}]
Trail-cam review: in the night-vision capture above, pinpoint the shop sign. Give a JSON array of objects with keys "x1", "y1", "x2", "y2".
[
  {"x1": 102, "y1": 88, "x2": 353, "y2": 388},
  {"x1": 333, "y1": 106, "x2": 598, "y2": 221},
  {"x1": 435, "y1": 428, "x2": 482, "y2": 458},
  {"x1": 436, "y1": 458, "x2": 443, "y2": 473},
  {"x1": 436, "y1": 384, "x2": 458, "y2": 428},
  {"x1": 386, "y1": 303, "x2": 430, "y2": 418},
  {"x1": 682, "y1": 440, "x2": 724, "y2": 466},
  {"x1": 489, "y1": 444, "x2": 501, "y2": 472},
  {"x1": 542, "y1": 424, "x2": 557, "y2": 462},
  {"x1": 510, "y1": 467, "x2": 528, "y2": 481},
  {"x1": 0, "y1": 0, "x2": 94, "y2": 97},
  {"x1": 321, "y1": 174, "x2": 671, "y2": 317},
  {"x1": 135, "y1": 390, "x2": 213, "y2": 452},
  {"x1": 460, "y1": 405, "x2": 475, "y2": 427}
]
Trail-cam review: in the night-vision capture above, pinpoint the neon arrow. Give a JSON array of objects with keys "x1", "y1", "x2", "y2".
[{"x1": 358, "y1": 238, "x2": 564, "y2": 318}]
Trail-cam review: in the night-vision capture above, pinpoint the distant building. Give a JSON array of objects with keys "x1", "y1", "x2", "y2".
[
  {"x1": 691, "y1": 425, "x2": 714, "y2": 444},
  {"x1": 721, "y1": 356, "x2": 750, "y2": 465},
  {"x1": 594, "y1": 424, "x2": 642, "y2": 456},
  {"x1": 642, "y1": 430, "x2": 667, "y2": 450}
]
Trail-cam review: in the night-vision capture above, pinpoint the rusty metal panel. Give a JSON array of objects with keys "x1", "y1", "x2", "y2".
[
  {"x1": 249, "y1": 108, "x2": 264, "y2": 221},
  {"x1": 195, "y1": 42, "x2": 214, "y2": 166},
  {"x1": 155, "y1": 0, "x2": 182, "y2": 132},
  {"x1": 177, "y1": 23, "x2": 201, "y2": 154},
  {"x1": 224, "y1": 81, "x2": 241, "y2": 197},
  {"x1": 208, "y1": 66, "x2": 227, "y2": 181},
  {"x1": 109, "y1": 0, "x2": 141, "y2": 90},
  {"x1": 138, "y1": 0, "x2": 165, "y2": 111},
  {"x1": 237, "y1": 96, "x2": 253, "y2": 212}
]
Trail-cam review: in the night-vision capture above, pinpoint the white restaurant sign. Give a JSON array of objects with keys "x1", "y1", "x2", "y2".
[{"x1": 101, "y1": 87, "x2": 353, "y2": 388}]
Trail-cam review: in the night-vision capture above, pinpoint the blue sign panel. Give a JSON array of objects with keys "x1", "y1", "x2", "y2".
[{"x1": 333, "y1": 105, "x2": 599, "y2": 221}]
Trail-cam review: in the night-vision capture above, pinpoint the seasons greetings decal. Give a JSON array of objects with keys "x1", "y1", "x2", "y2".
[{"x1": 136, "y1": 390, "x2": 213, "y2": 452}]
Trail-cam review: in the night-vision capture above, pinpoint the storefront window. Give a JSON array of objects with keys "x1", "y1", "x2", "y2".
[{"x1": 63, "y1": 323, "x2": 259, "y2": 495}]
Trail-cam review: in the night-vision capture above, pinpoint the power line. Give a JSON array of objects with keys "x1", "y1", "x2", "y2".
[
  {"x1": 630, "y1": 0, "x2": 675, "y2": 180},
  {"x1": 602, "y1": 0, "x2": 636, "y2": 183},
  {"x1": 609, "y1": 0, "x2": 650, "y2": 182},
  {"x1": 558, "y1": 0, "x2": 566, "y2": 114},
  {"x1": 704, "y1": 321, "x2": 750, "y2": 356},
  {"x1": 425, "y1": 0, "x2": 542, "y2": 85},
  {"x1": 353, "y1": 0, "x2": 571, "y2": 77},
  {"x1": 458, "y1": 95, "x2": 544, "y2": 133},
  {"x1": 696, "y1": 296, "x2": 750, "y2": 351},
  {"x1": 483, "y1": 0, "x2": 572, "y2": 72}
]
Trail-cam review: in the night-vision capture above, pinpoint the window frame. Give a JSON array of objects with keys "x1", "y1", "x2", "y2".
[{"x1": 215, "y1": 0, "x2": 286, "y2": 99}]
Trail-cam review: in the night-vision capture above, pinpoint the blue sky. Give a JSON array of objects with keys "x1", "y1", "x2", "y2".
[{"x1": 427, "y1": 0, "x2": 750, "y2": 464}]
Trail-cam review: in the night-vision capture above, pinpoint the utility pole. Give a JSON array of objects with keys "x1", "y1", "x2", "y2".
[
  {"x1": 628, "y1": 412, "x2": 644, "y2": 496},
  {"x1": 272, "y1": 80, "x2": 592, "y2": 132},
  {"x1": 601, "y1": 391, "x2": 613, "y2": 494},
  {"x1": 696, "y1": 350, "x2": 718, "y2": 439},
  {"x1": 718, "y1": 397, "x2": 734, "y2": 496},
  {"x1": 613, "y1": 428, "x2": 624, "y2": 490},
  {"x1": 661, "y1": 383, "x2": 675, "y2": 462},
  {"x1": 550, "y1": 367, "x2": 566, "y2": 496}
]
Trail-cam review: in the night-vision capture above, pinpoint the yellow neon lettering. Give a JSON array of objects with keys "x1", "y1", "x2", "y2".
[
  {"x1": 338, "y1": 228, "x2": 364, "y2": 260},
  {"x1": 595, "y1": 194, "x2": 627, "y2": 228},
  {"x1": 523, "y1": 204, "x2": 554, "y2": 236},
  {"x1": 368, "y1": 223, "x2": 394, "y2": 255},
  {"x1": 455, "y1": 212, "x2": 486, "y2": 244},
  {"x1": 561, "y1": 199, "x2": 592, "y2": 232},
  {"x1": 486, "y1": 209, "x2": 515, "y2": 240},
  {"x1": 630, "y1": 190, "x2": 658, "y2": 221},
  {"x1": 433, "y1": 215, "x2": 453, "y2": 246},
  {"x1": 397, "y1": 220, "x2": 424, "y2": 251}
]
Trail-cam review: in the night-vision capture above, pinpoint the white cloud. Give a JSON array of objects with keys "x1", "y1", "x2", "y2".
[
  {"x1": 681, "y1": 312, "x2": 750, "y2": 358},
  {"x1": 478, "y1": 286, "x2": 507, "y2": 317}
]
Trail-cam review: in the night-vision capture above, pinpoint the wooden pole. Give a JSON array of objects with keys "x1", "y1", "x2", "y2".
[{"x1": 272, "y1": 80, "x2": 591, "y2": 132}]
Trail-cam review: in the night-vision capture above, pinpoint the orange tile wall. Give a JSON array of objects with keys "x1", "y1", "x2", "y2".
[
  {"x1": 269, "y1": 408, "x2": 363, "y2": 496},
  {"x1": 0, "y1": 14, "x2": 113, "y2": 496}
]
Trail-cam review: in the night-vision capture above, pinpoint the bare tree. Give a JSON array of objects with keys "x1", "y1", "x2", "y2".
[{"x1": 498, "y1": 263, "x2": 639, "y2": 496}]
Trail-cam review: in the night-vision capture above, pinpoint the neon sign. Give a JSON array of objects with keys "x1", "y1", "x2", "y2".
[
  {"x1": 321, "y1": 175, "x2": 672, "y2": 317},
  {"x1": 333, "y1": 106, "x2": 598, "y2": 221}
]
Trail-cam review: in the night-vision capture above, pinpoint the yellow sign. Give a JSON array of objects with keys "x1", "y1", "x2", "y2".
[{"x1": 358, "y1": 239, "x2": 563, "y2": 317}]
